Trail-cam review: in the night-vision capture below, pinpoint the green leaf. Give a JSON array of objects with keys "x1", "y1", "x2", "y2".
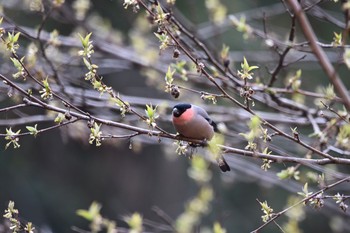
[
  {"x1": 13, "y1": 32, "x2": 21, "y2": 42},
  {"x1": 165, "y1": 66, "x2": 175, "y2": 84},
  {"x1": 125, "y1": 212, "x2": 143, "y2": 232},
  {"x1": 290, "y1": 127, "x2": 298, "y2": 134},
  {"x1": 336, "y1": 124, "x2": 350, "y2": 149},
  {"x1": 258, "y1": 200, "x2": 274, "y2": 222},
  {"x1": 145, "y1": 104, "x2": 154, "y2": 118},
  {"x1": 78, "y1": 32, "x2": 92, "y2": 48},
  {"x1": 10, "y1": 57, "x2": 21, "y2": 68},
  {"x1": 242, "y1": 57, "x2": 249, "y2": 70},
  {"x1": 297, "y1": 182, "x2": 313, "y2": 198},
  {"x1": 24, "y1": 222, "x2": 35, "y2": 233},
  {"x1": 89, "y1": 123, "x2": 102, "y2": 146},
  {"x1": 295, "y1": 69, "x2": 302, "y2": 78},
  {"x1": 83, "y1": 57, "x2": 91, "y2": 70},
  {"x1": 7, "y1": 32, "x2": 13, "y2": 41},
  {"x1": 145, "y1": 104, "x2": 159, "y2": 128},
  {"x1": 76, "y1": 201, "x2": 101, "y2": 221},
  {"x1": 277, "y1": 166, "x2": 300, "y2": 180},
  {"x1": 277, "y1": 169, "x2": 289, "y2": 180},
  {"x1": 4, "y1": 128, "x2": 21, "y2": 149},
  {"x1": 238, "y1": 57, "x2": 258, "y2": 80},
  {"x1": 220, "y1": 44, "x2": 230, "y2": 60},
  {"x1": 54, "y1": 113, "x2": 65, "y2": 124},
  {"x1": 323, "y1": 84, "x2": 336, "y2": 100},
  {"x1": 332, "y1": 32, "x2": 342, "y2": 46},
  {"x1": 208, "y1": 133, "x2": 224, "y2": 156},
  {"x1": 26, "y1": 124, "x2": 38, "y2": 137},
  {"x1": 213, "y1": 222, "x2": 226, "y2": 233}
]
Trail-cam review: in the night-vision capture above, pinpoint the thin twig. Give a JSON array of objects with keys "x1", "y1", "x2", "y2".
[
  {"x1": 0, "y1": 103, "x2": 27, "y2": 113},
  {"x1": 152, "y1": 206, "x2": 176, "y2": 231},
  {"x1": 0, "y1": 118, "x2": 80, "y2": 137},
  {"x1": 221, "y1": 146, "x2": 350, "y2": 165},
  {"x1": 267, "y1": 10, "x2": 296, "y2": 87},
  {"x1": 287, "y1": 0, "x2": 350, "y2": 111},
  {"x1": 36, "y1": 5, "x2": 67, "y2": 93},
  {"x1": 251, "y1": 176, "x2": 350, "y2": 233}
]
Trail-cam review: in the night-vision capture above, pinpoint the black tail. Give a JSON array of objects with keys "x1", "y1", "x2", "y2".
[{"x1": 216, "y1": 156, "x2": 231, "y2": 172}]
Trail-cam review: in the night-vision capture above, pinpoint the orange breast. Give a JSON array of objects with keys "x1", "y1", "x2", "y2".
[{"x1": 172, "y1": 109, "x2": 194, "y2": 125}]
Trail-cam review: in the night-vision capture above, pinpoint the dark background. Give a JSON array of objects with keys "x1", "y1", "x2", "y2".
[{"x1": 0, "y1": 0, "x2": 349, "y2": 232}]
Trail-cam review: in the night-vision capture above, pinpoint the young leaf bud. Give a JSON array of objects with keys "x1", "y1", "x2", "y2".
[
  {"x1": 171, "y1": 85, "x2": 180, "y2": 98},
  {"x1": 65, "y1": 111, "x2": 72, "y2": 120},
  {"x1": 173, "y1": 48, "x2": 180, "y2": 59},
  {"x1": 223, "y1": 59, "x2": 230, "y2": 69}
]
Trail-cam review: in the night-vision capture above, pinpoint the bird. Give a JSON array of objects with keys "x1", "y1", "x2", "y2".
[{"x1": 172, "y1": 103, "x2": 231, "y2": 172}]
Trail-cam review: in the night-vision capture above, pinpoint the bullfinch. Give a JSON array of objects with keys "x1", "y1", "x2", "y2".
[{"x1": 172, "y1": 103, "x2": 231, "y2": 172}]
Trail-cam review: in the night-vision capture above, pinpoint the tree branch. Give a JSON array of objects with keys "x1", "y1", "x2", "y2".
[
  {"x1": 287, "y1": 0, "x2": 350, "y2": 111},
  {"x1": 251, "y1": 175, "x2": 350, "y2": 233}
]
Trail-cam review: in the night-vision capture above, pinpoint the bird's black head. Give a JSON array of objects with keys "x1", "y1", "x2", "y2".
[{"x1": 172, "y1": 103, "x2": 191, "y2": 117}]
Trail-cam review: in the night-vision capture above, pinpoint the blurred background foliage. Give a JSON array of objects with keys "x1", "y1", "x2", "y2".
[{"x1": 0, "y1": 0, "x2": 349, "y2": 233}]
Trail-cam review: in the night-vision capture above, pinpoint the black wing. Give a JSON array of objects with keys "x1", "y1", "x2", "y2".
[{"x1": 205, "y1": 117, "x2": 219, "y2": 133}]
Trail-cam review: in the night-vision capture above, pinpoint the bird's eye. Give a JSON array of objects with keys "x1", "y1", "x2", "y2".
[{"x1": 173, "y1": 108, "x2": 181, "y2": 117}]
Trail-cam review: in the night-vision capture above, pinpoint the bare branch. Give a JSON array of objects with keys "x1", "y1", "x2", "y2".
[
  {"x1": 251, "y1": 176, "x2": 350, "y2": 233},
  {"x1": 287, "y1": 0, "x2": 350, "y2": 111}
]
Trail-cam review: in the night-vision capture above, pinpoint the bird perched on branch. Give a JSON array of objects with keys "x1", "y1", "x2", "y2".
[{"x1": 172, "y1": 103, "x2": 231, "y2": 172}]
